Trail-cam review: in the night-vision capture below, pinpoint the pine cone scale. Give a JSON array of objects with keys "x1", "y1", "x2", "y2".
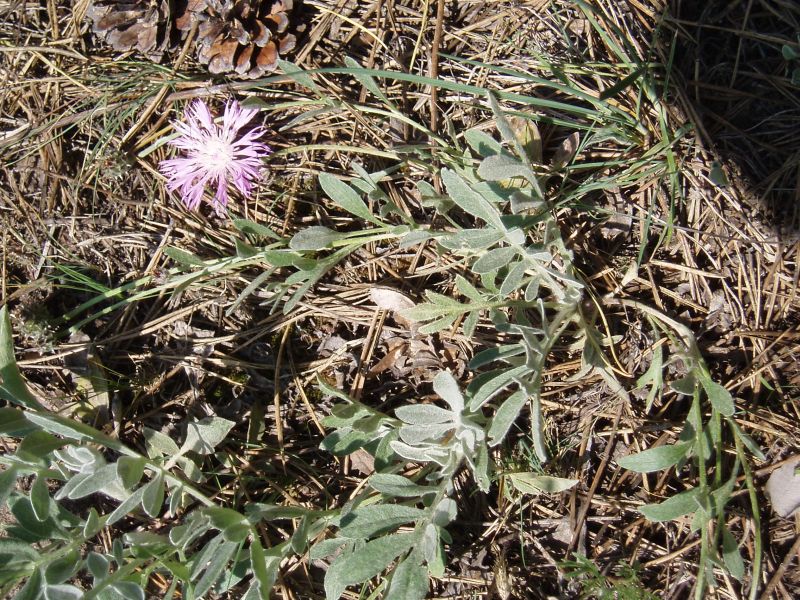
[{"x1": 87, "y1": 0, "x2": 301, "y2": 77}]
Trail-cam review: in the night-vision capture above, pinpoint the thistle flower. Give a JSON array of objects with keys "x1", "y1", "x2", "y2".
[{"x1": 159, "y1": 99, "x2": 271, "y2": 215}]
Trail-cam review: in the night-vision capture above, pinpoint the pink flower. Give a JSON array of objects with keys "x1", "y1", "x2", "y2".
[{"x1": 159, "y1": 99, "x2": 271, "y2": 215}]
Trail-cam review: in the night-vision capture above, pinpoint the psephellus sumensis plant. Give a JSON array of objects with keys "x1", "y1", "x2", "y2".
[{"x1": 0, "y1": 77, "x2": 763, "y2": 598}]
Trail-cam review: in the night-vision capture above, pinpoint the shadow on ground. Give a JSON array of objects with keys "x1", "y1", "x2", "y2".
[{"x1": 665, "y1": 0, "x2": 800, "y2": 237}]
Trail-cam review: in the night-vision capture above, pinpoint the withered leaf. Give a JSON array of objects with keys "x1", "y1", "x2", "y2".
[{"x1": 552, "y1": 132, "x2": 581, "y2": 170}]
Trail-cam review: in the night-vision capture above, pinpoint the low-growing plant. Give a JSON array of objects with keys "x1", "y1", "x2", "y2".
[{"x1": 0, "y1": 56, "x2": 763, "y2": 600}]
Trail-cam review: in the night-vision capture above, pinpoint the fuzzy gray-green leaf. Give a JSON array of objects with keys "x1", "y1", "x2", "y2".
[
  {"x1": 617, "y1": 442, "x2": 691, "y2": 473},
  {"x1": 386, "y1": 554, "x2": 429, "y2": 600},
  {"x1": 319, "y1": 172, "x2": 384, "y2": 226},
  {"x1": 182, "y1": 416, "x2": 235, "y2": 455},
  {"x1": 487, "y1": 389, "x2": 527, "y2": 446},
  {"x1": 325, "y1": 533, "x2": 416, "y2": 599},
  {"x1": 472, "y1": 247, "x2": 517, "y2": 274},
  {"x1": 338, "y1": 504, "x2": 425, "y2": 539},
  {"x1": 369, "y1": 474, "x2": 437, "y2": 498}
]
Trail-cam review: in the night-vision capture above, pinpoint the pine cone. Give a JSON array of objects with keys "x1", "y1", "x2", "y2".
[
  {"x1": 87, "y1": 0, "x2": 204, "y2": 61},
  {"x1": 197, "y1": 0, "x2": 297, "y2": 78}
]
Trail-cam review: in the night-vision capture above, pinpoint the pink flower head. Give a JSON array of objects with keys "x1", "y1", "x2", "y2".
[{"x1": 159, "y1": 99, "x2": 271, "y2": 215}]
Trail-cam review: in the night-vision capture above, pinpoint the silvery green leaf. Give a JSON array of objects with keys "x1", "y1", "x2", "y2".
[
  {"x1": 319, "y1": 172, "x2": 384, "y2": 226},
  {"x1": 721, "y1": 525, "x2": 745, "y2": 581},
  {"x1": 291, "y1": 515, "x2": 312, "y2": 553},
  {"x1": 338, "y1": 504, "x2": 425, "y2": 538},
  {"x1": 473, "y1": 441, "x2": 490, "y2": 492},
  {"x1": 431, "y1": 498, "x2": 457, "y2": 527},
  {"x1": 87, "y1": 551, "x2": 109, "y2": 581},
  {"x1": 638, "y1": 488, "x2": 702, "y2": 522},
  {"x1": 204, "y1": 506, "x2": 249, "y2": 533},
  {"x1": 387, "y1": 554, "x2": 429, "y2": 600},
  {"x1": 670, "y1": 375, "x2": 696, "y2": 395},
  {"x1": 141, "y1": 473, "x2": 165, "y2": 518},
  {"x1": 441, "y1": 168, "x2": 503, "y2": 229},
  {"x1": 231, "y1": 218, "x2": 281, "y2": 240},
  {"x1": 246, "y1": 503, "x2": 312, "y2": 522},
  {"x1": 399, "y1": 422, "x2": 454, "y2": 445},
  {"x1": 234, "y1": 237, "x2": 258, "y2": 258},
  {"x1": 65, "y1": 463, "x2": 120, "y2": 500},
  {"x1": 617, "y1": 443, "x2": 692, "y2": 473},
  {"x1": 43, "y1": 584, "x2": 83, "y2": 600},
  {"x1": 250, "y1": 536, "x2": 282, "y2": 594},
  {"x1": 402, "y1": 301, "x2": 459, "y2": 323},
  {"x1": 0, "y1": 305, "x2": 45, "y2": 410},
  {"x1": 321, "y1": 401, "x2": 373, "y2": 427},
  {"x1": 487, "y1": 389, "x2": 528, "y2": 446},
  {"x1": 700, "y1": 378, "x2": 735, "y2": 417},
  {"x1": 423, "y1": 524, "x2": 445, "y2": 576},
  {"x1": 30, "y1": 475, "x2": 51, "y2": 522},
  {"x1": 506, "y1": 473, "x2": 578, "y2": 494},
  {"x1": 182, "y1": 416, "x2": 235, "y2": 455},
  {"x1": 730, "y1": 422, "x2": 765, "y2": 461},
  {"x1": 115, "y1": 456, "x2": 146, "y2": 490},
  {"x1": 369, "y1": 474, "x2": 437, "y2": 498},
  {"x1": 400, "y1": 229, "x2": 434, "y2": 249},
  {"x1": 53, "y1": 473, "x2": 92, "y2": 500},
  {"x1": 163, "y1": 246, "x2": 205, "y2": 267},
  {"x1": 12, "y1": 560, "x2": 44, "y2": 600},
  {"x1": 143, "y1": 427, "x2": 179, "y2": 458},
  {"x1": 486, "y1": 91, "x2": 526, "y2": 162},
  {"x1": 319, "y1": 427, "x2": 375, "y2": 455},
  {"x1": 55, "y1": 445, "x2": 103, "y2": 471},
  {"x1": 477, "y1": 153, "x2": 532, "y2": 182},
  {"x1": 454, "y1": 275, "x2": 483, "y2": 301},
  {"x1": 324, "y1": 533, "x2": 416, "y2": 599},
  {"x1": 177, "y1": 456, "x2": 203, "y2": 483},
  {"x1": 510, "y1": 190, "x2": 543, "y2": 214},
  {"x1": 107, "y1": 485, "x2": 146, "y2": 526},
  {"x1": 289, "y1": 226, "x2": 345, "y2": 251},
  {"x1": 463, "y1": 310, "x2": 479, "y2": 338},
  {"x1": 107, "y1": 582, "x2": 145, "y2": 600},
  {"x1": 83, "y1": 507, "x2": 101, "y2": 538},
  {"x1": 439, "y1": 228, "x2": 504, "y2": 252},
  {"x1": 506, "y1": 227, "x2": 527, "y2": 245},
  {"x1": 390, "y1": 441, "x2": 450, "y2": 465},
  {"x1": 395, "y1": 404, "x2": 455, "y2": 425},
  {"x1": 418, "y1": 314, "x2": 459, "y2": 335},
  {"x1": 44, "y1": 549, "x2": 81, "y2": 584},
  {"x1": 464, "y1": 128, "x2": 502, "y2": 157},
  {"x1": 467, "y1": 365, "x2": 528, "y2": 411},
  {"x1": 24, "y1": 413, "x2": 127, "y2": 451},
  {"x1": 432, "y1": 371, "x2": 464, "y2": 413},
  {"x1": 500, "y1": 261, "x2": 528, "y2": 297},
  {"x1": 469, "y1": 344, "x2": 525, "y2": 369},
  {"x1": 0, "y1": 406, "x2": 35, "y2": 437},
  {"x1": 472, "y1": 246, "x2": 517, "y2": 274},
  {"x1": 170, "y1": 516, "x2": 211, "y2": 549},
  {"x1": 310, "y1": 537, "x2": 354, "y2": 560},
  {"x1": 168, "y1": 481, "x2": 188, "y2": 516},
  {"x1": 194, "y1": 540, "x2": 238, "y2": 598}
]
